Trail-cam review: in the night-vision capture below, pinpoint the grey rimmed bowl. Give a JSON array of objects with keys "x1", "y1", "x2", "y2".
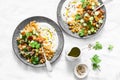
[
  {"x1": 12, "y1": 16, "x2": 64, "y2": 67},
  {"x1": 57, "y1": 0, "x2": 106, "y2": 38}
]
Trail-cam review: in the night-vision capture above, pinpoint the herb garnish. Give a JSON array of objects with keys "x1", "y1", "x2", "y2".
[
  {"x1": 79, "y1": 29, "x2": 85, "y2": 37},
  {"x1": 108, "y1": 44, "x2": 114, "y2": 51},
  {"x1": 93, "y1": 42, "x2": 102, "y2": 50},
  {"x1": 81, "y1": 0, "x2": 89, "y2": 8},
  {"x1": 75, "y1": 14, "x2": 81, "y2": 20},
  {"x1": 91, "y1": 54, "x2": 101, "y2": 70},
  {"x1": 31, "y1": 56, "x2": 39, "y2": 65},
  {"x1": 29, "y1": 41, "x2": 41, "y2": 49}
]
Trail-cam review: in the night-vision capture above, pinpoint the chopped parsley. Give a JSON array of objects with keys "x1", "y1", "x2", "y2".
[
  {"x1": 29, "y1": 41, "x2": 41, "y2": 49},
  {"x1": 75, "y1": 14, "x2": 81, "y2": 20},
  {"x1": 81, "y1": 0, "x2": 89, "y2": 8},
  {"x1": 31, "y1": 56, "x2": 39, "y2": 65},
  {"x1": 79, "y1": 29, "x2": 85, "y2": 37}
]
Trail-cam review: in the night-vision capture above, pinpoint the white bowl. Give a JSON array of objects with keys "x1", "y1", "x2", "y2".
[{"x1": 74, "y1": 64, "x2": 89, "y2": 79}]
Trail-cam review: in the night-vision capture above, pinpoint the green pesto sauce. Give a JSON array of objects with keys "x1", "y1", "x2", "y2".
[{"x1": 68, "y1": 47, "x2": 81, "y2": 57}]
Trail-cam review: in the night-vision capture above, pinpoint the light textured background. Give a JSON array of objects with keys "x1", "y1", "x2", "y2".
[{"x1": 0, "y1": 0, "x2": 120, "y2": 80}]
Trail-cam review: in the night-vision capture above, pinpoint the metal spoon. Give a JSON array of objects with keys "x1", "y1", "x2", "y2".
[
  {"x1": 94, "y1": 0, "x2": 112, "y2": 11},
  {"x1": 42, "y1": 47, "x2": 53, "y2": 72}
]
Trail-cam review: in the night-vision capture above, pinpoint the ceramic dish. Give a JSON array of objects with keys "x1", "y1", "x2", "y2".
[
  {"x1": 12, "y1": 16, "x2": 64, "y2": 67},
  {"x1": 57, "y1": 0, "x2": 106, "y2": 38},
  {"x1": 74, "y1": 63, "x2": 89, "y2": 78}
]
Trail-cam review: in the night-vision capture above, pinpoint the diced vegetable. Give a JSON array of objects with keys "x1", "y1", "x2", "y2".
[
  {"x1": 80, "y1": 19, "x2": 84, "y2": 23},
  {"x1": 87, "y1": 21, "x2": 93, "y2": 28},
  {"x1": 89, "y1": 17, "x2": 94, "y2": 21},
  {"x1": 83, "y1": 23, "x2": 87, "y2": 26},
  {"x1": 95, "y1": 11, "x2": 100, "y2": 16},
  {"x1": 99, "y1": 19, "x2": 103, "y2": 23},
  {"x1": 79, "y1": 29, "x2": 85, "y2": 37},
  {"x1": 90, "y1": 27, "x2": 95, "y2": 33},
  {"x1": 88, "y1": 30, "x2": 91, "y2": 34}
]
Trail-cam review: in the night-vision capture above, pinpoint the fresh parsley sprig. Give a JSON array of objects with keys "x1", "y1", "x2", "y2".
[
  {"x1": 93, "y1": 42, "x2": 102, "y2": 50},
  {"x1": 91, "y1": 54, "x2": 101, "y2": 70}
]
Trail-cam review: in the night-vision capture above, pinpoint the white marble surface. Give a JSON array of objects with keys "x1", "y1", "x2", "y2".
[{"x1": 0, "y1": 0, "x2": 120, "y2": 80}]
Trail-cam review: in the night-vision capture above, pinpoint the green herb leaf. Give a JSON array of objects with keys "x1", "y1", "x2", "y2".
[
  {"x1": 26, "y1": 32, "x2": 32, "y2": 37},
  {"x1": 79, "y1": 29, "x2": 85, "y2": 37},
  {"x1": 23, "y1": 48, "x2": 28, "y2": 52},
  {"x1": 91, "y1": 54, "x2": 101, "y2": 64},
  {"x1": 36, "y1": 44, "x2": 41, "y2": 49},
  {"x1": 29, "y1": 41, "x2": 41, "y2": 49},
  {"x1": 91, "y1": 54, "x2": 101, "y2": 70},
  {"x1": 31, "y1": 56, "x2": 39, "y2": 65},
  {"x1": 92, "y1": 63, "x2": 100, "y2": 70},
  {"x1": 22, "y1": 35, "x2": 27, "y2": 40},
  {"x1": 108, "y1": 45, "x2": 114, "y2": 51},
  {"x1": 82, "y1": 1, "x2": 89, "y2": 8},
  {"x1": 17, "y1": 40, "x2": 20, "y2": 45},
  {"x1": 93, "y1": 42, "x2": 102, "y2": 50},
  {"x1": 81, "y1": 0, "x2": 85, "y2": 3},
  {"x1": 75, "y1": 14, "x2": 81, "y2": 20},
  {"x1": 87, "y1": 21, "x2": 93, "y2": 28}
]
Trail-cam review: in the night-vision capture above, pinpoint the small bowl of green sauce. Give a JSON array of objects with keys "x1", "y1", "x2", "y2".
[{"x1": 65, "y1": 47, "x2": 81, "y2": 61}]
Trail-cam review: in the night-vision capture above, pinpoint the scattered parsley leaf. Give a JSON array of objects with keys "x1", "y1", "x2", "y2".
[
  {"x1": 108, "y1": 45, "x2": 114, "y2": 51},
  {"x1": 91, "y1": 54, "x2": 101, "y2": 70},
  {"x1": 93, "y1": 42, "x2": 102, "y2": 50}
]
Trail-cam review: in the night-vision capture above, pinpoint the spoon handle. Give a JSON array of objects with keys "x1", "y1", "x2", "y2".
[
  {"x1": 42, "y1": 47, "x2": 53, "y2": 72},
  {"x1": 94, "y1": 4, "x2": 104, "y2": 11},
  {"x1": 94, "y1": 0, "x2": 113, "y2": 11},
  {"x1": 45, "y1": 60, "x2": 53, "y2": 72}
]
